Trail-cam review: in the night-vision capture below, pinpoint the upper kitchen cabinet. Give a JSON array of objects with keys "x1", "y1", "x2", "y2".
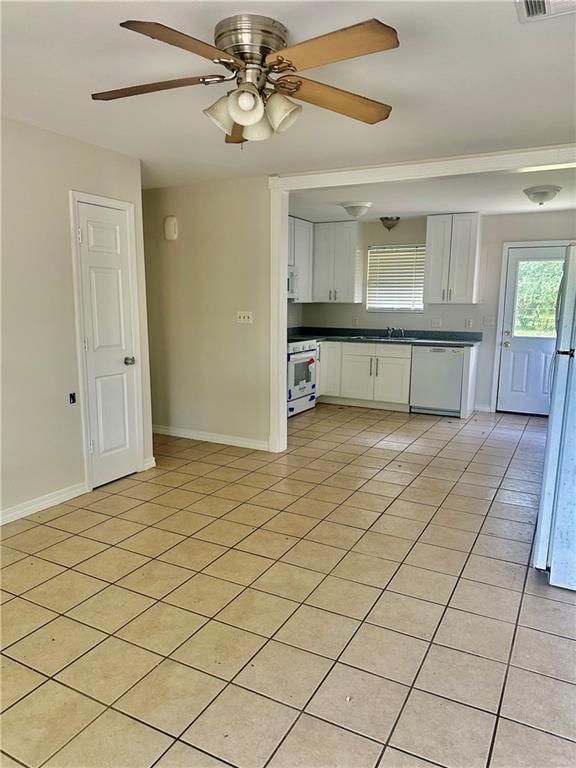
[
  {"x1": 424, "y1": 213, "x2": 481, "y2": 304},
  {"x1": 288, "y1": 216, "x2": 313, "y2": 303},
  {"x1": 312, "y1": 222, "x2": 363, "y2": 303}
]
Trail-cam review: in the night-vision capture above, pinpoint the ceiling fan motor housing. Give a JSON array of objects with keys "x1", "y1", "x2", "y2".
[{"x1": 214, "y1": 15, "x2": 288, "y2": 64}]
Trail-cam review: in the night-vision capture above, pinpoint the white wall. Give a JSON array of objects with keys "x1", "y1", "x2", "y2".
[
  {"x1": 299, "y1": 211, "x2": 576, "y2": 410},
  {"x1": 143, "y1": 178, "x2": 271, "y2": 448},
  {"x1": 1, "y1": 118, "x2": 153, "y2": 516}
]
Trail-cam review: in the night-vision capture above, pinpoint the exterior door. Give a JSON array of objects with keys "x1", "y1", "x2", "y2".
[
  {"x1": 78, "y1": 201, "x2": 139, "y2": 486},
  {"x1": 497, "y1": 246, "x2": 566, "y2": 415}
]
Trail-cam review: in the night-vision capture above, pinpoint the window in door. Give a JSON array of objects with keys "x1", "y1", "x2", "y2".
[
  {"x1": 513, "y1": 259, "x2": 564, "y2": 337},
  {"x1": 366, "y1": 244, "x2": 425, "y2": 311}
]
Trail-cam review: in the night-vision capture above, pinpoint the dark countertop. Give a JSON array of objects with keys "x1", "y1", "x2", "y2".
[{"x1": 288, "y1": 327, "x2": 482, "y2": 348}]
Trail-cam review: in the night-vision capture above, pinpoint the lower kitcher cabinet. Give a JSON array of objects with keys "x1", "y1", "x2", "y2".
[
  {"x1": 373, "y1": 356, "x2": 411, "y2": 403},
  {"x1": 340, "y1": 345, "x2": 411, "y2": 404}
]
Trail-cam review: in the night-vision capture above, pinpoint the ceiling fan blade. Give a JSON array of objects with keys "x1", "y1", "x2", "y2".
[
  {"x1": 225, "y1": 123, "x2": 246, "y2": 144},
  {"x1": 267, "y1": 19, "x2": 398, "y2": 72},
  {"x1": 92, "y1": 75, "x2": 222, "y2": 101},
  {"x1": 276, "y1": 76, "x2": 391, "y2": 124},
  {"x1": 120, "y1": 20, "x2": 244, "y2": 68}
]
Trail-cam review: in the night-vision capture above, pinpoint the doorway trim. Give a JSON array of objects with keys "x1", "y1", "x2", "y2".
[
  {"x1": 268, "y1": 144, "x2": 576, "y2": 451},
  {"x1": 69, "y1": 190, "x2": 145, "y2": 490},
  {"x1": 490, "y1": 240, "x2": 573, "y2": 413}
]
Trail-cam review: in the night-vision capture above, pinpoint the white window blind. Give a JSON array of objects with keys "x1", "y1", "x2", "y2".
[{"x1": 366, "y1": 244, "x2": 425, "y2": 311}]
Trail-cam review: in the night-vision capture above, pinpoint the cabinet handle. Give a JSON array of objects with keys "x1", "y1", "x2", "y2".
[
  {"x1": 329, "y1": 289, "x2": 332, "y2": 301},
  {"x1": 334, "y1": 289, "x2": 338, "y2": 300},
  {"x1": 369, "y1": 358, "x2": 373, "y2": 376},
  {"x1": 375, "y1": 358, "x2": 379, "y2": 376},
  {"x1": 317, "y1": 345, "x2": 321, "y2": 361},
  {"x1": 448, "y1": 288, "x2": 452, "y2": 301},
  {"x1": 442, "y1": 288, "x2": 445, "y2": 301}
]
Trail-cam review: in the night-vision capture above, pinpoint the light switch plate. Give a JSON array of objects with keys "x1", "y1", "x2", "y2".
[
  {"x1": 430, "y1": 319, "x2": 442, "y2": 328},
  {"x1": 464, "y1": 318, "x2": 473, "y2": 329},
  {"x1": 237, "y1": 311, "x2": 253, "y2": 324}
]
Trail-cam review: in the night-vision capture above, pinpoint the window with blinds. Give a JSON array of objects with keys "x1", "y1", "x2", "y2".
[{"x1": 366, "y1": 244, "x2": 426, "y2": 311}]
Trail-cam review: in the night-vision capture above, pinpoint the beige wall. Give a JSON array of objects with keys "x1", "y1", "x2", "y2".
[
  {"x1": 300, "y1": 211, "x2": 576, "y2": 409},
  {"x1": 143, "y1": 178, "x2": 271, "y2": 447},
  {"x1": 1, "y1": 118, "x2": 152, "y2": 514}
]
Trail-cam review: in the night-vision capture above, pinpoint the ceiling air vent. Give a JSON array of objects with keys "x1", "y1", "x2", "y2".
[{"x1": 516, "y1": 0, "x2": 576, "y2": 21}]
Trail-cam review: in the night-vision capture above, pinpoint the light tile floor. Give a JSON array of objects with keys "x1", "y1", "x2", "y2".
[{"x1": 1, "y1": 405, "x2": 576, "y2": 768}]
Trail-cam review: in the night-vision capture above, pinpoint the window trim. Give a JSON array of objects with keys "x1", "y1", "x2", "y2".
[{"x1": 365, "y1": 243, "x2": 426, "y2": 313}]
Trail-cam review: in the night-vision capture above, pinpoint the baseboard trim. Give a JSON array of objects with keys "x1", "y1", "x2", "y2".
[
  {"x1": 142, "y1": 456, "x2": 157, "y2": 470},
  {"x1": 1, "y1": 482, "x2": 91, "y2": 525},
  {"x1": 317, "y1": 397, "x2": 409, "y2": 412},
  {"x1": 153, "y1": 425, "x2": 270, "y2": 452}
]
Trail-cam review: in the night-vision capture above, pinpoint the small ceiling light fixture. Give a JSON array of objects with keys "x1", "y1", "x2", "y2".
[
  {"x1": 523, "y1": 185, "x2": 562, "y2": 206},
  {"x1": 380, "y1": 216, "x2": 401, "y2": 230},
  {"x1": 341, "y1": 202, "x2": 373, "y2": 219}
]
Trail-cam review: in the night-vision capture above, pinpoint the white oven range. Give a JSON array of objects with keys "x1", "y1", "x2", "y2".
[{"x1": 287, "y1": 339, "x2": 317, "y2": 417}]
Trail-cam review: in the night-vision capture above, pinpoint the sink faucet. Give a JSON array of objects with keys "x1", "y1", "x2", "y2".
[{"x1": 387, "y1": 327, "x2": 395, "y2": 338}]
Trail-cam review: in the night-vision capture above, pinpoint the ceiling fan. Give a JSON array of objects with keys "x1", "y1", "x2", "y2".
[{"x1": 92, "y1": 15, "x2": 399, "y2": 143}]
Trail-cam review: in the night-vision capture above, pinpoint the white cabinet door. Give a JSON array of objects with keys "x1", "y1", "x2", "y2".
[
  {"x1": 424, "y1": 214, "x2": 452, "y2": 304},
  {"x1": 313, "y1": 223, "x2": 333, "y2": 302},
  {"x1": 317, "y1": 342, "x2": 342, "y2": 396},
  {"x1": 333, "y1": 222, "x2": 361, "y2": 302},
  {"x1": 293, "y1": 218, "x2": 313, "y2": 303},
  {"x1": 448, "y1": 213, "x2": 480, "y2": 303},
  {"x1": 373, "y1": 356, "x2": 411, "y2": 404},
  {"x1": 288, "y1": 216, "x2": 295, "y2": 266},
  {"x1": 341, "y1": 354, "x2": 374, "y2": 400}
]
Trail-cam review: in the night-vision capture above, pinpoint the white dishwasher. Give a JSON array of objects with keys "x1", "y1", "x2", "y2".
[{"x1": 410, "y1": 346, "x2": 464, "y2": 416}]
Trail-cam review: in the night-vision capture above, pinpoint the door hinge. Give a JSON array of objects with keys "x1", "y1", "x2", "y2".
[
  {"x1": 89, "y1": 439, "x2": 95, "y2": 454},
  {"x1": 77, "y1": 227, "x2": 83, "y2": 243},
  {"x1": 83, "y1": 337, "x2": 88, "y2": 352}
]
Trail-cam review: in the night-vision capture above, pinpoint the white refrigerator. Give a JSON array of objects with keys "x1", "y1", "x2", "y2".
[{"x1": 532, "y1": 244, "x2": 576, "y2": 590}]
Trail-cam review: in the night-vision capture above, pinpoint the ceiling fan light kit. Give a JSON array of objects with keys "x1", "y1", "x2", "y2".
[
  {"x1": 203, "y1": 94, "x2": 235, "y2": 134},
  {"x1": 380, "y1": 216, "x2": 401, "y2": 230},
  {"x1": 92, "y1": 14, "x2": 399, "y2": 144}
]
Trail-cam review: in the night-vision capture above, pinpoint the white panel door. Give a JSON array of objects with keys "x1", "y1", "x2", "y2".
[
  {"x1": 78, "y1": 201, "x2": 139, "y2": 486},
  {"x1": 313, "y1": 223, "x2": 333, "y2": 301},
  {"x1": 497, "y1": 246, "x2": 566, "y2": 415},
  {"x1": 373, "y1": 356, "x2": 411, "y2": 404},
  {"x1": 340, "y1": 354, "x2": 374, "y2": 399},
  {"x1": 448, "y1": 213, "x2": 480, "y2": 303},
  {"x1": 424, "y1": 214, "x2": 452, "y2": 304}
]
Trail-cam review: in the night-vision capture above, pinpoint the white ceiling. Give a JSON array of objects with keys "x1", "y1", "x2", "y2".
[
  {"x1": 289, "y1": 167, "x2": 576, "y2": 220},
  {"x1": 3, "y1": 1, "x2": 576, "y2": 188}
]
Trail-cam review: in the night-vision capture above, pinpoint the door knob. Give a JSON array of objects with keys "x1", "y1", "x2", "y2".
[
  {"x1": 503, "y1": 342, "x2": 511, "y2": 348},
  {"x1": 124, "y1": 356, "x2": 136, "y2": 365}
]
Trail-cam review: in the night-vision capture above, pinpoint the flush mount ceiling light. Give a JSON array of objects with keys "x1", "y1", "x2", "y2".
[
  {"x1": 92, "y1": 15, "x2": 399, "y2": 143},
  {"x1": 380, "y1": 216, "x2": 401, "y2": 230},
  {"x1": 341, "y1": 202, "x2": 373, "y2": 219},
  {"x1": 523, "y1": 185, "x2": 562, "y2": 205}
]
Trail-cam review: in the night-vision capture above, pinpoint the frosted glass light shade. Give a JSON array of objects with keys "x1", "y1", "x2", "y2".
[
  {"x1": 203, "y1": 95, "x2": 234, "y2": 134},
  {"x1": 227, "y1": 83, "x2": 264, "y2": 126},
  {"x1": 266, "y1": 92, "x2": 302, "y2": 133},
  {"x1": 243, "y1": 114, "x2": 274, "y2": 141}
]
